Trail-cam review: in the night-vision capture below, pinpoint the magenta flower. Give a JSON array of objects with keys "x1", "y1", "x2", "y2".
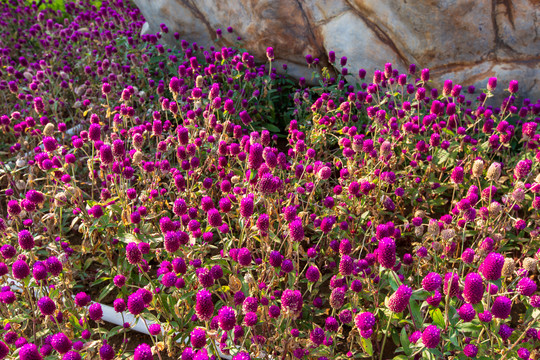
[{"x1": 387, "y1": 285, "x2": 412, "y2": 313}]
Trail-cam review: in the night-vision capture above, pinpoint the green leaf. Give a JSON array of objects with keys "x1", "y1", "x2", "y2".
[
  {"x1": 410, "y1": 300, "x2": 423, "y2": 329},
  {"x1": 430, "y1": 308, "x2": 445, "y2": 328},
  {"x1": 360, "y1": 337, "x2": 373, "y2": 356},
  {"x1": 400, "y1": 328, "x2": 412, "y2": 356}
]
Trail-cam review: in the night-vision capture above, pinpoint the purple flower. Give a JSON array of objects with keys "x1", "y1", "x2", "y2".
[
  {"x1": 128, "y1": 293, "x2": 145, "y2": 315},
  {"x1": 444, "y1": 272, "x2": 460, "y2": 296},
  {"x1": 463, "y1": 344, "x2": 478, "y2": 358},
  {"x1": 88, "y1": 303, "x2": 103, "y2": 321},
  {"x1": 18, "y1": 230, "x2": 35, "y2": 250},
  {"x1": 508, "y1": 80, "x2": 519, "y2": 94},
  {"x1": 37, "y1": 296, "x2": 56, "y2": 316},
  {"x1": 517, "y1": 277, "x2": 537, "y2": 296},
  {"x1": 126, "y1": 242, "x2": 142, "y2": 265},
  {"x1": 51, "y1": 333, "x2": 72, "y2": 354},
  {"x1": 19, "y1": 344, "x2": 41, "y2": 360},
  {"x1": 281, "y1": 289, "x2": 303, "y2": 318},
  {"x1": 12, "y1": 259, "x2": 29, "y2": 279},
  {"x1": 499, "y1": 324, "x2": 513, "y2": 341},
  {"x1": 387, "y1": 285, "x2": 412, "y2": 313},
  {"x1": 218, "y1": 306, "x2": 236, "y2": 330},
  {"x1": 377, "y1": 237, "x2": 396, "y2": 269},
  {"x1": 134, "y1": 343, "x2": 153, "y2": 360},
  {"x1": 310, "y1": 327, "x2": 325, "y2": 346},
  {"x1": 421, "y1": 325, "x2": 440, "y2": 348},
  {"x1": 195, "y1": 290, "x2": 214, "y2": 322},
  {"x1": 306, "y1": 266, "x2": 320, "y2": 282},
  {"x1": 355, "y1": 312, "x2": 376, "y2": 330},
  {"x1": 491, "y1": 296, "x2": 512, "y2": 319},
  {"x1": 463, "y1": 272, "x2": 484, "y2": 304},
  {"x1": 190, "y1": 328, "x2": 206, "y2": 348},
  {"x1": 99, "y1": 343, "x2": 115, "y2": 360},
  {"x1": 458, "y1": 303, "x2": 476, "y2": 322},
  {"x1": 480, "y1": 252, "x2": 505, "y2": 281},
  {"x1": 422, "y1": 272, "x2": 442, "y2": 291},
  {"x1": 289, "y1": 219, "x2": 304, "y2": 242}
]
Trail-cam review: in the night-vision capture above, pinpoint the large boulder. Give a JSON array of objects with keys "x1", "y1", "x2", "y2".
[{"x1": 134, "y1": 0, "x2": 540, "y2": 100}]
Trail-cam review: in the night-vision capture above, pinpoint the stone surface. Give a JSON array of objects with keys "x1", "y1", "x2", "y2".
[{"x1": 134, "y1": 0, "x2": 540, "y2": 100}]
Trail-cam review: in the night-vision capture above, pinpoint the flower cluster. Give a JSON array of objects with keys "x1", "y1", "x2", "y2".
[{"x1": 0, "y1": 0, "x2": 539, "y2": 359}]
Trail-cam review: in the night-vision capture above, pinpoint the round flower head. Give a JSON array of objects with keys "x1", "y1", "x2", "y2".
[
  {"x1": 99, "y1": 343, "x2": 115, "y2": 360},
  {"x1": 88, "y1": 303, "x2": 103, "y2": 321},
  {"x1": 306, "y1": 266, "x2": 320, "y2": 282},
  {"x1": 387, "y1": 285, "x2": 412, "y2": 313},
  {"x1": 37, "y1": 296, "x2": 56, "y2": 316},
  {"x1": 339, "y1": 255, "x2": 354, "y2": 276},
  {"x1": 18, "y1": 230, "x2": 35, "y2": 250},
  {"x1": 480, "y1": 252, "x2": 505, "y2": 281},
  {"x1": 458, "y1": 303, "x2": 476, "y2": 322},
  {"x1": 499, "y1": 324, "x2": 513, "y2": 341},
  {"x1": 355, "y1": 312, "x2": 376, "y2": 331},
  {"x1": 218, "y1": 306, "x2": 236, "y2": 331},
  {"x1": 461, "y1": 248, "x2": 475, "y2": 264},
  {"x1": 0, "y1": 341, "x2": 7, "y2": 359},
  {"x1": 426, "y1": 290, "x2": 442, "y2": 307},
  {"x1": 190, "y1": 328, "x2": 206, "y2": 348},
  {"x1": 51, "y1": 333, "x2": 72, "y2": 354},
  {"x1": 240, "y1": 196, "x2": 254, "y2": 218},
  {"x1": 19, "y1": 343, "x2": 41, "y2": 360},
  {"x1": 422, "y1": 272, "x2": 442, "y2": 291},
  {"x1": 195, "y1": 290, "x2": 214, "y2": 322},
  {"x1": 233, "y1": 352, "x2": 251, "y2": 360},
  {"x1": 517, "y1": 348, "x2": 530, "y2": 359},
  {"x1": 491, "y1": 296, "x2": 512, "y2": 319},
  {"x1": 517, "y1": 277, "x2": 537, "y2": 296},
  {"x1": 281, "y1": 289, "x2": 303, "y2": 318},
  {"x1": 421, "y1": 325, "x2": 440, "y2": 348},
  {"x1": 377, "y1": 237, "x2": 396, "y2": 269},
  {"x1": 12, "y1": 259, "x2": 30, "y2": 279},
  {"x1": 134, "y1": 343, "x2": 153, "y2": 360},
  {"x1": 289, "y1": 219, "x2": 304, "y2": 242},
  {"x1": 463, "y1": 272, "x2": 484, "y2": 304},
  {"x1": 128, "y1": 293, "x2": 145, "y2": 315},
  {"x1": 444, "y1": 272, "x2": 460, "y2": 296},
  {"x1": 463, "y1": 344, "x2": 478, "y2": 358},
  {"x1": 126, "y1": 242, "x2": 142, "y2": 265},
  {"x1": 451, "y1": 166, "x2": 464, "y2": 184},
  {"x1": 329, "y1": 287, "x2": 346, "y2": 309},
  {"x1": 310, "y1": 327, "x2": 325, "y2": 346}
]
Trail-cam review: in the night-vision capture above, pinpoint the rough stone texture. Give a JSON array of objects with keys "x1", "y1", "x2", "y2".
[{"x1": 134, "y1": 0, "x2": 540, "y2": 100}]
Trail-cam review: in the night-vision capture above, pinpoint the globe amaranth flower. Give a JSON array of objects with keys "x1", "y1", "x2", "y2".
[
  {"x1": 99, "y1": 343, "x2": 115, "y2": 360},
  {"x1": 377, "y1": 237, "x2": 396, "y2": 269},
  {"x1": 51, "y1": 332, "x2": 72, "y2": 354},
  {"x1": 463, "y1": 272, "x2": 484, "y2": 304},
  {"x1": 195, "y1": 290, "x2": 214, "y2": 322},
  {"x1": 355, "y1": 312, "x2": 376, "y2": 331},
  {"x1": 233, "y1": 352, "x2": 251, "y2": 360},
  {"x1": 421, "y1": 325, "x2": 440, "y2": 348},
  {"x1": 134, "y1": 343, "x2": 153, "y2": 360},
  {"x1": 458, "y1": 303, "x2": 476, "y2": 322},
  {"x1": 281, "y1": 289, "x2": 303, "y2": 318},
  {"x1": 491, "y1": 296, "x2": 512, "y2": 319},
  {"x1": 443, "y1": 272, "x2": 460, "y2": 296},
  {"x1": 463, "y1": 344, "x2": 478, "y2": 358},
  {"x1": 190, "y1": 328, "x2": 206, "y2": 348},
  {"x1": 88, "y1": 303, "x2": 103, "y2": 321},
  {"x1": 0, "y1": 341, "x2": 8, "y2": 360},
  {"x1": 244, "y1": 312, "x2": 258, "y2": 326},
  {"x1": 218, "y1": 306, "x2": 236, "y2": 331},
  {"x1": 12, "y1": 259, "x2": 30, "y2": 279},
  {"x1": 480, "y1": 252, "x2": 505, "y2": 281},
  {"x1": 329, "y1": 287, "x2": 346, "y2": 309},
  {"x1": 310, "y1": 327, "x2": 325, "y2": 346},
  {"x1": 289, "y1": 219, "x2": 304, "y2": 242},
  {"x1": 126, "y1": 242, "x2": 142, "y2": 265},
  {"x1": 19, "y1": 343, "x2": 41, "y2": 360},
  {"x1": 37, "y1": 296, "x2": 56, "y2": 316},
  {"x1": 128, "y1": 293, "x2": 145, "y2": 315},
  {"x1": 498, "y1": 323, "x2": 513, "y2": 341},
  {"x1": 18, "y1": 230, "x2": 35, "y2": 250},
  {"x1": 516, "y1": 277, "x2": 537, "y2": 296},
  {"x1": 387, "y1": 285, "x2": 412, "y2": 313},
  {"x1": 422, "y1": 272, "x2": 442, "y2": 291},
  {"x1": 426, "y1": 290, "x2": 442, "y2": 307}
]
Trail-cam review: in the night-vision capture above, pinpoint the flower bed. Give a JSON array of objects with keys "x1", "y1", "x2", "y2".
[{"x1": 0, "y1": 0, "x2": 540, "y2": 360}]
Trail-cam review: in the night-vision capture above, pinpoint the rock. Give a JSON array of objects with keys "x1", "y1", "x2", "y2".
[{"x1": 133, "y1": 0, "x2": 540, "y2": 101}]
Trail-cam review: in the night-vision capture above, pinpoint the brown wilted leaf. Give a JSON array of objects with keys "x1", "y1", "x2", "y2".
[{"x1": 229, "y1": 275, "x2": 242, "y2": 293}]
